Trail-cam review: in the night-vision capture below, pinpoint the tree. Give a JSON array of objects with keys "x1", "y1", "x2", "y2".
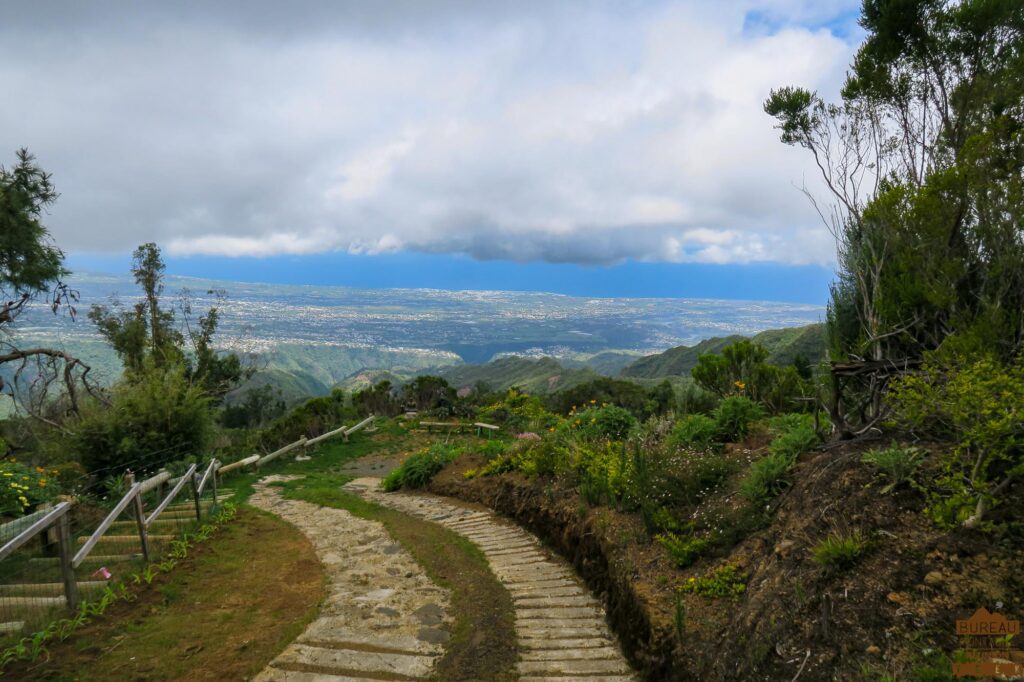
[
  {"x1": 89, "y1": 242, "x2": 247, "y2": 400},
  {"x1": 0, "y1": 149, "x2": 99, "y2": 419},
  {"x1": 765, "y1": 0, "x2": 1024, "y2": 364}
]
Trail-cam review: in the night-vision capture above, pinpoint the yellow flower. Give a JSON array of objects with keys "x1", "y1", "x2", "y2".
[
  {"x1": 2, "y1": 473, "x2": 12, "y2": 477},
  {"x1": 589, "y1": 399, "x2": 597, "y2": 404},
  {"x1": 38, "y1": 480, "x2": 47, "y2": 487},
  {"x1": 734, "y1": 380, "x2": 746, "y2": 390},
  {"x1": 35, "y1": 467, "x2": 45, "y2": 474}
]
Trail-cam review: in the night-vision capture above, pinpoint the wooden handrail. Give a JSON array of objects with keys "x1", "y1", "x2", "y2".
[
  {"x1": 257, "y1": 437, "x2": 307, "y2": 467},
  {"x1": 145, "y1": 463, "x2": 197, "y2": 528},
  {"x1": 196, "y1": 459, "x2": 218, "y2": 497},
  {"x1": 0, "y1": 501, "x2": 74, "y2": 562},
  {"x1": 138, "y1": 470, "x2": 172, "y2": 495},
  {"x1": 73, "y1": 483, "x2": 142, "y2": 568},
  {"x1": 217, "y1": 454, "x2": 259, "y2": 475}
]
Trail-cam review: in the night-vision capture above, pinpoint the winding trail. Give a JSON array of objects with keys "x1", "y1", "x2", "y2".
[
  {"x1": 250, "y1": 476, "x2": 452, "y2": 681},
  {"x1": 344, "y1": 477, "x2": 637, "y2": 681}
]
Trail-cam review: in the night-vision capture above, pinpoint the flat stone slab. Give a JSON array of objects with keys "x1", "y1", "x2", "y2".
[
  {"x1": 344, "y1": 476, "x2": 636, "y2": 680},
  {"x1": 250, "y1": 477, "x2": 451, "y2": 681}
]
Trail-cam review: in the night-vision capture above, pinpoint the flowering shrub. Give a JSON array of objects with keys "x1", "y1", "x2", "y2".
[
  {"x1": 679, "y1": 563, "x2": 747, "y2": 599},
  {"x1": 0, "y1": 461, "x2": 58, "y2": 517},
  {"x1": 562, "y1": 404, "x2": 636, "y2": 441},
  {"x1": 668, "y1": 414, "x2": 720, "y2": 450}
]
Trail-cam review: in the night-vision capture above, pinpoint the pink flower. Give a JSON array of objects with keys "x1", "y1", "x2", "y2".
[
  {"x1": 515, "y1": 432, "x2": 541, "y2": 441},
  {"x1": 92, "y1": 567, "x2": 112, "y2": 580}
]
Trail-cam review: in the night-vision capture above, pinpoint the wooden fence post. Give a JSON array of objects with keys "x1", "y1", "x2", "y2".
[
  {"x1": 125, "y1": 472, "x2": 150, "y2": 562},
  {"x1": 56, "y1": 511, "x2": 80, "y2": 610},
  {"x1": 190, "y1": 471, "x2": 202, "y2": 521},
  {"x1": 211, "y1": 460, "x2": 219, "y2": 508}
]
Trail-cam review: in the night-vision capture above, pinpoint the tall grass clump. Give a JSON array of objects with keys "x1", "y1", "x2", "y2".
[
  {"x1": 382, "y1": 444, "x2": 463, "y2": 491},
  {"x1": 862, "y1": 444, "x2": 923, "y2": 494}
]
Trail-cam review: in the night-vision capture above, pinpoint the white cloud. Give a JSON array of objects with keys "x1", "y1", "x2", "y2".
[{"x1": 0, "y1": 1, "x2": 860, "y2": 266}]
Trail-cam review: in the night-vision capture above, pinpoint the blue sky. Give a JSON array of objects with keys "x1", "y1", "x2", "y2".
[
  {"x1": 68, "y1": 252, "x2": 835, "y2": 304},
  {"x1": 6, "y1": 1, "x2": 861, "y2": 304}
]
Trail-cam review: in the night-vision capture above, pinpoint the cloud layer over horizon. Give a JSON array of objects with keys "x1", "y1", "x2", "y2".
[{"x1": 1, "y1": 1, "x2": 861, "y2": 267}]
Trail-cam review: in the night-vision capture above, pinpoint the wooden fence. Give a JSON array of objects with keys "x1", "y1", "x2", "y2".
[{"x1": 0, "y1": 414, "x2": 376, "y2": 639}]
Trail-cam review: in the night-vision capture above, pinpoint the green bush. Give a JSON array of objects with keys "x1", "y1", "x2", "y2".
[
  {"x1": 71, "y1": 363, "x2": 214, "y2": 476},
  {"x1": 739, "y1": 452, "x2": 793, "y2": 502},
  {"x1": 563, "y1": 404, "x2": 637, "y2": 441},
  {"x1": 889, "y1": 354, "x2": 1024, "y2": 528},
  {"x1": 765, "y1": 413, "x2": 815, "y2": 436},
  {"x1": 767, "y1": 422, "x2": 818, "y2": 460},
  {"x1": 669, "y1": 414, "x2": 720, "y2": 450},
  {"x1": 862, "y1": 444, "x2": 923, "y2": 494},
  {"x1": 677, "y1": 382, "x2": 719, "y2": 415},
  {"x1": 811, "y1": 531, "x2": 868, "y2": 570},
  {"x1": 381, "y1": 444, "x2": 462, "y2": 491},
  {"x1": 657, "y1": 533, "x2": 710, "y2": 568},
  {"x1": 477, "y1": 439, "x2": 510, "y2": 461},
  {"x1": 479, "y1": 389, "x2": 558, "y2": 433},
  {"x1": 712, "y1": 396, "x2": 764, "y2": 441}
]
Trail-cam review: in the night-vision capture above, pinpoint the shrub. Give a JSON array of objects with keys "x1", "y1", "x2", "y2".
[
  {"x1": 669, "y1": 415, "x2": 720, "y2": 450},
  {"x1": 480, "y1": 389, "x2": 558, "y2": 433},
  {"x1": 889, "y1": 353, "x2": 1024, "y2": 528},
  {"x1": 739, "y1": 452, "x2": 793, "y2": 502},
  {"x1": 712, "y1": 396, "x2": 764, "y2": 441},
  {"x1": 765, "y1": 412, "x2": 815, "y2": 436},
  {"x1": 477, "y1": 439, "x2": 510, "y2": 461},
  {"x1": 71, "y1": 363, "x2": 214, "y2": 476},
  {"x1": 657, "y1": 533, "x2": 710, "y2": 568},
  {"x1": 862, "y1": 444, "x2": 923, "y2": 494},
  {"x1": 811, "y1": 531, "x2": 868, "y2": 570},
  {"x1": 575, "y1": 441, "x2": 633, "y2": 506},
  {"x1": 767, "y1": 422, "x2": 818, "y2": 460},
  {"x1": 563, "y1": 404, "x2": 637, "y2": 441},
  {"x1": 381, "y1": 444, "x2": 462, "y2": 491},
  {"x1": 677, "y1": 382, "x2": 719, "y2": 415},
  {"x1": 679, "y1": 563, "x2": 747, "y2": 599}
]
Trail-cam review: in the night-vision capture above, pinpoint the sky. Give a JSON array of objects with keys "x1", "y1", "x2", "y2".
[{"x1": 2, "y1": 1, "x2": 863, "y2": 303}]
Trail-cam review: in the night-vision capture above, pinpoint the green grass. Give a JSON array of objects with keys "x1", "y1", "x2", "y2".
[{"x1": 811, "y1": 531, "x2": 868, "y2": 570}]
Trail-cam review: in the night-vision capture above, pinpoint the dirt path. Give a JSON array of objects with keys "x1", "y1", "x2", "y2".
[
  {"x1": 343, "y1": 477, "x2": 637, "y2": 681},
  {"x1": 249, "y1": 477, "x2": 452, "y2": 681}
]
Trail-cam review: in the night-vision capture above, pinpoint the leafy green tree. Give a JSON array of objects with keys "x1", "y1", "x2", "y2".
[
  {"x1": 0, "y1": 149, "x2": 98, "y2": 415},
  {"x1": 89, "y1": 243, "x2": 246, "y2": 399},
  {"x1": 400, "y1": 375, "x2": 456, "y2": 411},
  {"x1": 765, "y1": 0, "x2": 1024, "y2": 363}
]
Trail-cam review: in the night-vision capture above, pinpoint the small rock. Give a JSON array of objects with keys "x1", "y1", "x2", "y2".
[
  {"x1": 923, "y1": 571, "x2": 944, "y2": 586},
  {"x1": 866, "y1": 645, "x2": 881, "y2": 655},
  {"x1": 774, "y1": 540, "x2": 796, "y2": 558}
]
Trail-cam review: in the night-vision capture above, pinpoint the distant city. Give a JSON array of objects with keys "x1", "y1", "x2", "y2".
[{"x1": 16, "y1": 273, "x2": 825, "y2": 372}]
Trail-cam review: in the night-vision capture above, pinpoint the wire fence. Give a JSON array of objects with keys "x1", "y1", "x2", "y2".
[
  {"x1": 0, "y1": 462, "x2": 227, "y2": 647},
  {"x1": 0, "y1": 413, "x2": 377, "y2": 649}
]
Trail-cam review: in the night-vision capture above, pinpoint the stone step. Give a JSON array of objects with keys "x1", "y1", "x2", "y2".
[
  {"x1": 521, "y1": 646, "x2": 623, "y2": 661},
  {"x1": 0, "y1": 596, "x2": 65, "y2": 609},
  {"x1": 76, "y1": 534, "x2": 174, "y2": 545},
  {"x1": 0, "y1": 581, "x2": 107, "y2": 597},
  {"x1": 515, "y1": 595, "x2": 600, "y2": 609},
  {"x1": 274, "y1": 641, "x2": 435, "y2": 678},
  {"x1": 517, "y1": 657, "x2": 633, "y2": 676},
  {"x1": 519, "y1": 637, "x2": 614, "y2": 650}
]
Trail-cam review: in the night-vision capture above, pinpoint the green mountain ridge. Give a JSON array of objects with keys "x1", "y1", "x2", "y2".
[{"x1": 619, "y1": 323, "x2": 826, "y2": 379}]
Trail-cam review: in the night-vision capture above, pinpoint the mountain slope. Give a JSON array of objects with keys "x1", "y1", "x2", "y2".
[
  {"x1": 620, "y1": 324, "x2": 826, "y2": 379},
  {"x1": 436, "y1": 357, "x2": 600, "y2": 395}
]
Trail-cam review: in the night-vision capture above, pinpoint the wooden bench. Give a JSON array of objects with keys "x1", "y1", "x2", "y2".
[{"x1": 474, "y1": 422, "x2": 500, "y2": 438}]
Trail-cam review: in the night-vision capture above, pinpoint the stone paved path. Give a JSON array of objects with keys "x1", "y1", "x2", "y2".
[
  {"x1": 250, "y1": 476, "x2": 452, "y2": 681},
  {"x1": 344, "y1": 477, "x2": 637, "y2": 681}
]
